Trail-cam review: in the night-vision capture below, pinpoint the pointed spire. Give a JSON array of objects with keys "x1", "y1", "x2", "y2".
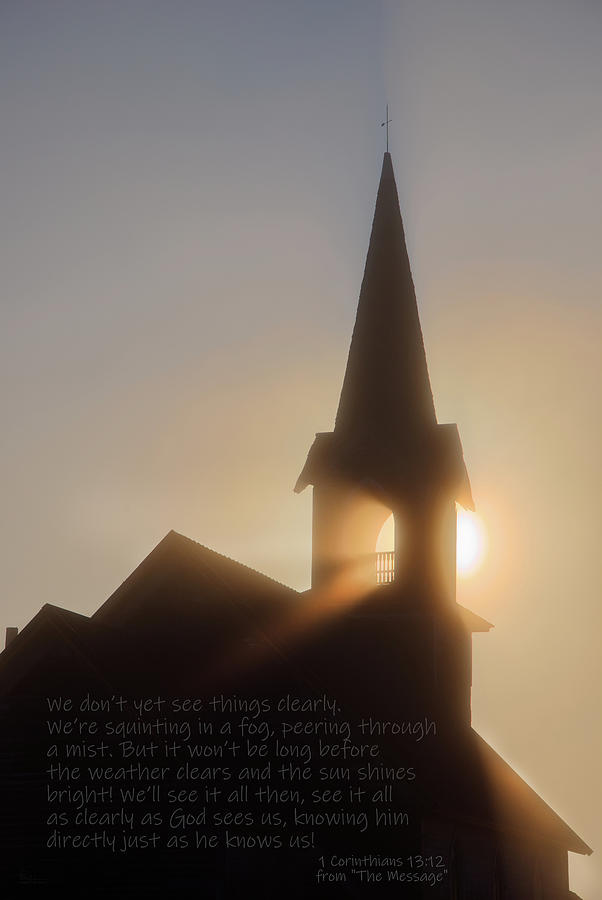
[{"x1": 335, "y1": 153, "x2": 436, "y2": 444}]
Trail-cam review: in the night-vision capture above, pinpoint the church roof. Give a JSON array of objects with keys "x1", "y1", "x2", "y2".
[
  {"x1": 456, "y1": 730, "x2": 592, "y2": 855},
  {"x1": 0, "y1": 532, "x2": 590, "y2": 857},
  {"x1": 341, "y1": 579, "x2": 492, "y2": 631},
  {"x1": 0, "y1": 604, "x2": 127, "y2": 698},
  {"x1": 92, "y1": 530, "x2": 298, "y2": 630},
  {"x1": 0, "y1": 533, "x2": 299, "y2": 697}
]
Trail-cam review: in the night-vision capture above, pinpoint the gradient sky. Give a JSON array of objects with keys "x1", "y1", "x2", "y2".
[{"x1": 1, "y1": 1, "x2": 600, "y2": 894}]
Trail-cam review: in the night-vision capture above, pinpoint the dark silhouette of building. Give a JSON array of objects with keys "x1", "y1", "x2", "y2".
[{"x1": 0, "y1": 154, "x2": 592, "y2": 898}]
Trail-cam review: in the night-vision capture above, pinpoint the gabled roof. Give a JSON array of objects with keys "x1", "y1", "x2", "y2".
[
  {"x1": 0, "y1": 604, "x2": 125, "y2": 698},
  {"x1": 93, "y1": 530, "x2": 298, "y2": 630},
  {"x1": 0, "y1": 533, "x2": 300, "y2": 697}
]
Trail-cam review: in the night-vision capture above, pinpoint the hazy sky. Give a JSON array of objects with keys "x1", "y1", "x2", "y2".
[{"x1": 1, "y1": 1, "x2": 600, "y2": 894}]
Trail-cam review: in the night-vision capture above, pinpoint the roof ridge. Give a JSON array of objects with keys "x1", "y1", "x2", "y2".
[
  {"x1": 169, "y1": 531, "x2": 299, "y2": 596},
  {"x1": 42, "y1": 603, "x2": 90, "y2": 622}
]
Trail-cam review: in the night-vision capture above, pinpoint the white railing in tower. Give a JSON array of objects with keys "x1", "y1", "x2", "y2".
[{"x1": 375, "y1": 551, "x2": 395, "y2": 584}]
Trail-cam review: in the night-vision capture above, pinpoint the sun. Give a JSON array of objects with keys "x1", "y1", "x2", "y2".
[
  {"x1": 376, "y1": 509, "x2": 487, "y2": 579},
  {"x1": 456, "y1": 508, "x2": 487, "y2": 577}
]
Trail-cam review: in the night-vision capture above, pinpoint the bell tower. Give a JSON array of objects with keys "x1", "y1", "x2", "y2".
[{"x1": 295, "y1": 153, "x2": 474, "y2": 603}]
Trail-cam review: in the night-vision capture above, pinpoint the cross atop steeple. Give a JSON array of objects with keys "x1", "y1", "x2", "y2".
[{"x1": 381, "y1": 104, "x2": 392, "y2": 152}]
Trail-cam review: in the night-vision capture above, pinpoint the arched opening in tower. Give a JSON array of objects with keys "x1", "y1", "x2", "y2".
[{"x1": 375, "y1": 512, "x2": 401, "y2": 584}]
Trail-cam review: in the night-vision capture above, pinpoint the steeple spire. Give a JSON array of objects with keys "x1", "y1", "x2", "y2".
[{"x1": 334, "y1": 153, "x2": 437, "y2": 445}]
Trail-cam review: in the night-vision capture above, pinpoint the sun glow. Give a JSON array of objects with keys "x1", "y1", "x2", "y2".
[
  {"x1": 376, "y1": 514, "x2": 395, "y2": 552},
  {"x1": 376, "y1": 509, "x2": 487, "y2": 579},
  {"x1": 456, "y1": 508, "x2": 487, "y2": 577}
]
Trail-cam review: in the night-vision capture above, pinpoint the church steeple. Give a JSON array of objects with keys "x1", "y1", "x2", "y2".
[
  {"x1": 296, "y1": 153, "x2": 473, "y2": 596},
  {"x1": 335, "y1": 152, "x2": 436, "y2": 443}
]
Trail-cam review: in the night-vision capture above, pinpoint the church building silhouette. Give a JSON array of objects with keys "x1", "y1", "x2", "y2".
[{"x1": 0, "y1": 153, "x2": 591, "y2": 898}]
